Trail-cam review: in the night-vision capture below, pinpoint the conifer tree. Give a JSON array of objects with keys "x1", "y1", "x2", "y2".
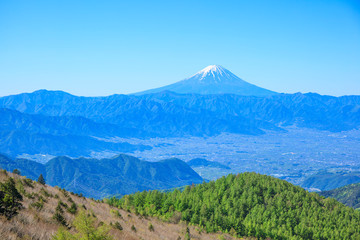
[
  {"x1": 52, "y1": 210, "x2": 113, "y2": 240},
  {"x1": 37, "y1": 174, "x2": 46, "y2": 185},
  {"x1": 0, "y1": 177, "x2": 23, "y2": 219},
  {"x1": 53, "y1": 202, "x2": 67, "y2": 226}
]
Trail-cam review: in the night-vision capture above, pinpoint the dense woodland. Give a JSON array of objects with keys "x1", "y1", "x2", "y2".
[{"x1": 107, "y1": 172, "x2": 360, "y2": 240}]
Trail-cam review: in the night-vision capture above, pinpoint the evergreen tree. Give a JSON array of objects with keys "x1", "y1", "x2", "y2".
[
  {"x1": 0, "y1": 177, "x2": 23, "y2": 219},
  {"x1": 68, "y1": 202, "x2": 77, "y2": 214},
  {"x1": 38, "y1": 174, "x2": 46, "y2": 185},
  {"x1": 185, "y1": 226, "x2": 191, "y2": 240},
  {"x1": 114, "y1": 221, "x2": 122, "y2": 231},
  {"x1": 52, "y1": 210, "x2": 113, "y2": 240},
  {"x1": 148, "y1": 222, "x2": 154, "y2": 231},
  {"x1": 52, "y1": 227, "x2": 75, "y2": 240},
  {"x1": 12, "y1": 169, "x2": 20, "y2": 175},
  {"x1": 53, "y1": 202, "x2": 67, "y2": 226}
]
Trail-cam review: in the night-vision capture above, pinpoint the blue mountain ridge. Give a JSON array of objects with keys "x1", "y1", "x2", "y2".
[
  {"x1": 0, "y1": 65, "x2": 359, "y2": 159},
  {"x1": 0, "y1": 153, "x2": 203, "y2": 199}
]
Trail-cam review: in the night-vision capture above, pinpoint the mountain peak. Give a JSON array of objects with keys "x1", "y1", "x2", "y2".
[
  {"x1": 135, "y1": 65, "x2": 277, "y2": 96},
  {"x1": 192, "y1": 65, "x2": 230, "y2": 82},
  {"x1": 198, "y1": 65, "x2": 226, "y2": 74},
  {"x1": 188, "y1": 65, "x2": 238, "y2": 84}
]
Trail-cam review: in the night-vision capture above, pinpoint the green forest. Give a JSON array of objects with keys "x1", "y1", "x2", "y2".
[
  {"x1": 320, "y1": 182, "x2": 360, "y2": 210},
  {"x1": 107, "y1": 172, "x2": 360, "y2": 240}
]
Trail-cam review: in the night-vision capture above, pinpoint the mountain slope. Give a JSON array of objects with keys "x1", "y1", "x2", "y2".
[
  {"x1": 136, "y1": 65, "x2": 277, "y2": 96},
  {"x1": 320, "y1": 182, "x2": 360, "y2": 210},
  {"x1": 0, "y1": 129, "x2": 149, "y2": 158},
  {"x1": 141, "y1": 91, "x2": 360, "y2": 132},
  {"x1": 0, "y1": 170, "x2": 235, "y2": 240},
  {"x1": 0, "y1": 154, "x2": 203, "y2": 199},
  {"x1": 187, "y1": 158, "x2": 230, "y2": 169},
  {"x1": 0, "y1": 108, "x2": 150, "y2": 158},
  {"x1": 302, "y1": 170, "x2": 360, "y2": 191},
  {"x1": 111, "y1": 172, "x2": 360, "y2": 239},
  {"x1": 0, "y1": 108, "x2": 141, "y2": 137}
]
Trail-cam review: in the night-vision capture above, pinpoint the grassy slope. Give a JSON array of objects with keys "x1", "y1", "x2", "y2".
[{"x1": 0, "y1": 170, "x2": 240, "y2": 240}]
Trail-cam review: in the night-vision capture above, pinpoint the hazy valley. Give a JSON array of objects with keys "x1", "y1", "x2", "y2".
[{"x1": 116, "y1": 127, "x2": 360, "y2": 191}]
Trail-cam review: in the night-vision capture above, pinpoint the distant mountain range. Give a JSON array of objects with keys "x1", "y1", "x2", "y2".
[
  {"x1": 135, "y1": 65, "x2": 277, "y2": 96},
  {"x1": 0, "y1": 108, "x2": 150, "y2": 158},
  {"x1": 0, "y1": 153, "x2": 203, "y2": 199},
  {"x1": 0, "y1": 65, "x2": 359, "y2": 158}
]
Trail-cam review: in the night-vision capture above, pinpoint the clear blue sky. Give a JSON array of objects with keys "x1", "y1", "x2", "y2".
[{"x1": 0, "y1": 0, "x2": 359, "y2": 96}]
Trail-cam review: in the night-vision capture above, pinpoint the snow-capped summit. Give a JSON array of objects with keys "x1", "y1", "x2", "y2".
[
  {"x1": 191, "y1": 65, "x2": 232, "y2": 82},
  {"x1": 187, "y1": 65, "x2": 248, "y2": 84},
  {"x1": 196, "y1": 65, "x2": 227, "y2": 77},
  {"x1": 135, "y1": 65, "x2": 277, "y2": 96}
]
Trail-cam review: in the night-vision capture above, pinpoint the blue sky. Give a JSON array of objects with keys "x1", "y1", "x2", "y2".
[{"x1": 0, "y1": 0, "x2": 359, "y2": 96}]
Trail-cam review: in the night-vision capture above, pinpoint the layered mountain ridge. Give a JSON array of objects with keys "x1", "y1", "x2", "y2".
[
  {"x1": 0, "y1": 153, "x2": 203, "y2": 199},
  {"x1": 0, "y1": 65, "x2": 359, "y2": 159},
  {"x1": 0, "y1": 89, "x2": 360, "y2": 158}
]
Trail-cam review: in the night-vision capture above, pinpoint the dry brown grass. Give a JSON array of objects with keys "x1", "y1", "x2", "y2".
[{"x1": 0, "y1": 170, "x2": 245, "y2": 240}]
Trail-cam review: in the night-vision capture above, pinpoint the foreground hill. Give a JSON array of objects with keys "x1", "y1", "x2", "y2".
[
  {"x1": 0, "y1": 154, "x2": 203, "y2": 199},
  {"x1": 320, "y1": 182, "x2": 360, "y2": 210},
  {"x1": 110, "y1": 172, "x2": 360, "y2": 240},
  {"x1": 0, "y1": 170, "x2": 237, "y2": 240}
]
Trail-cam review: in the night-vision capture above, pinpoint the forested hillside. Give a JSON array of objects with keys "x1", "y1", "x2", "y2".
[
  {"x1": 108, "y1": 172, "x2": 360, "y2": 240},
  {"x1": 320, "y1": 182, "x2": 360, "y2": 210}
]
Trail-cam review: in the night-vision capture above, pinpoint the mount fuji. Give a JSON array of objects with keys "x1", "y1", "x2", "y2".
[{"x1": 135, "y1": 65, "x2": 277, "y2": 96}]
